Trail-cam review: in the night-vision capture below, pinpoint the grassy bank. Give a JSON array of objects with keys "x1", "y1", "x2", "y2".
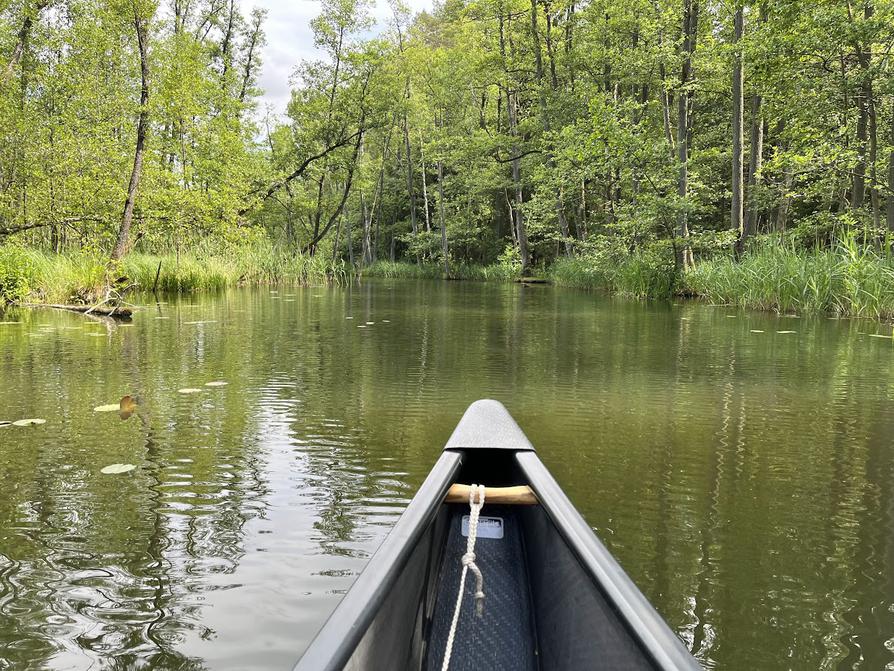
[
  {"x1": 0, "y1": 245, "x2": 349, "y2": 304},
  {"x1": 686, "y1": 245, "x2": 894, "y2": 320},
  {"x1": 4, "y1": 242, "x2": 894, "y2": 321}
]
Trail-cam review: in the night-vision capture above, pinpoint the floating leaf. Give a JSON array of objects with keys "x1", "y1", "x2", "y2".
[
  {"x1": 204, "y1": 381, "x2": 228, "y2": 387},
  {"x1": 750, "y1": 329, "x2": 765, "y2": 333},
  {"x1": 101, "y1": 463, "x2": 136, "y2": 475},
  {"x1": 94, "y1": 404, "x2": 120, "y2": 412},
  {"x1": 12, "y1": 418, "x2": 45, "y2": 426},
  {"x1": 776, "y1": 330, "x2": 797, "y2": 334},
  {"x1": 177, "y1": 387, "x2": 202, "y2": 394},
  {"x1": 119, "y1": 395, "x2": 137, "y2": 420}
]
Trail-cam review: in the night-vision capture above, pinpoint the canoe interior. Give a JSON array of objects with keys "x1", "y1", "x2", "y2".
[{"x1": 340, "y1": 450, "x2": 659, "y2": 671}]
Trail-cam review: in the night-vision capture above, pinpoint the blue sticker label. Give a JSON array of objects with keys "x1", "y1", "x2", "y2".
[{"x1": 462, "y1": 515, "x2": 504, "y2": 539}]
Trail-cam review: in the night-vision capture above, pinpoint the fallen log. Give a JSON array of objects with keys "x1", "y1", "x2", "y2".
[{"x1": 29, "y1": 303, "x2": 133, "y2": 318}]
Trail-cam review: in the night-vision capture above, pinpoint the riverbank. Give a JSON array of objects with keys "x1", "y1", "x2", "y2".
[
  {"x1": 3, "y1": 244, "x2": 894, "y2": 321},
  {"x1": 364, "y1": 247, "x2": 894, "y2": 321},
  {"x1": 0, "y1": 245, "x2": 349, "y2": 304}
]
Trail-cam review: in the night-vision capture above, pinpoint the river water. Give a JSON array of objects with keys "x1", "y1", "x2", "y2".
[{"x1": 1, "y1": 280, "x2": 893, "y2": 670}]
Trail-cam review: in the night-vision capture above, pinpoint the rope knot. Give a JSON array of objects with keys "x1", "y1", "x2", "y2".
[{"x1": 441, "y1": 483, "x2": 488, "y2": 671}]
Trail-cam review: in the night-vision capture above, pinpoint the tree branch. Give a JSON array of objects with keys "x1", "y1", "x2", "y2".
[{"x1": 239, "y1": 129, "x2": 363, "y2": 216}]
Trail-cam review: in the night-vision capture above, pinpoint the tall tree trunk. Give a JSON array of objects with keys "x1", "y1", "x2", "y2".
[
  {"x1": 868, "y1": 92, "x2": 880, "y2": 228},
  {"x1": 677, "y1": 0, "x2": 698, "y2": 269},
  {"x1": 745, "y1": 94, "x2": 764, "y2": 237},
  {"x1": 507, "y1": 89, "x2": 529, "y2": 272},
  {"x1": 851, "y1": 2, "x2": 874, "y2": 211},
  {"x1": 529, "y1": 0, "x2": 569, "y2": 256},
  {"x1": 403, "y1": 114, "x2": 417, "y2": 241},
  {"x1": 888, "y1": 104, "x2": 894, "y2": 231},
  {"x1": 437, "y1": 159, "x2": 449, "y2": 275},
  {"x1": 499, "y1": 8, "x2": 529, "y2": 272},
  {"x1": 853, "y1": 89, "x2": 869, "y2": 209},
  {"x1": 731, "y1": 5, "x2": 744, "y2": 248},
  {"x1": 1, "y1": 0, "x2": 48, "y2": 89},
  {"x1": 238, "y1": 9, "x2": 264, "y2": 103},
  {"x1": 420, "y1": 129, "x2": 431, "y2": 233},
  {"x1": 361, "y1": 190, "x2": 371, "y2": 265},
  {"x1": 111, "y1": 7, "x2": 150, "y2": 261}
]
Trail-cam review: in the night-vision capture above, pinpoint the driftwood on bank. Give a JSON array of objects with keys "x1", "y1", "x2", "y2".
[{"x1": 28, "y1": 303, "x2": 133, "y2": 318}]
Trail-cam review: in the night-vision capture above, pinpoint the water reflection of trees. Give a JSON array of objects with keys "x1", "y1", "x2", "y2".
[
  {"x1": 3, "y1": 286, "x2": 894, "y2": 669},
  {"x1": 0, "y1": 301, "x2": 270, "y2": 670}
]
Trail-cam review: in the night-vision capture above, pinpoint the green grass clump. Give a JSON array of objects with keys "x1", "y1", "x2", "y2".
[
  {"x1": 361, "y1": 260, "x2": 517, "y2": 282},
  {"x1": 685, "y1": 244, "x2": 894, "y2": 319},
  {"x1": 550, "y1": 250, "x2": 678, "y2": 299}
]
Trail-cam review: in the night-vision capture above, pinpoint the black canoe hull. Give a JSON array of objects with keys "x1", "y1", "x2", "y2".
[{"x1": 294, "y1": 401, "x2": 701, "y2": 671}]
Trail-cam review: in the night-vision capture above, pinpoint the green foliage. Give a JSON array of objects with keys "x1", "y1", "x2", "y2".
[
  {"x1": 550, "y1": 243, "x2": 679, "y2": 300},
  {"x1": 0, "y1": 247, "x2": 33, "y2": 303}
]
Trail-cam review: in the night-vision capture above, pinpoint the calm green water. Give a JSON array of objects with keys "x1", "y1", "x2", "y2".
[{"x1": 1, "y1": 281, "x2": 894, "y2": 670}]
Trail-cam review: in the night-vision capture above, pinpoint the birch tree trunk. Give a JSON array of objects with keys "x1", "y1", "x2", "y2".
[
  {"x1": 111, "y1": 5, "x2": 150, "y2": 261},
  {"x1": 731, "y1": 5, "x2": 744, "y2": 249}
]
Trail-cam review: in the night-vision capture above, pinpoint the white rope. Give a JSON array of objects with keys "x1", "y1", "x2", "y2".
[{"x1": 441, "y1": 483, "x2": 486, "y2": 671}]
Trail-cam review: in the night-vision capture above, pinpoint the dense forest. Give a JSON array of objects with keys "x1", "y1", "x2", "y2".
[{"x1": 1, "y1": 0, "x2": 894, "y2": 311}]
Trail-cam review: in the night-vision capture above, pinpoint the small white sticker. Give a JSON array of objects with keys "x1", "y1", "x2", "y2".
[{"x1": 462, "y1": 515, "x2": 504, "y2": 539}]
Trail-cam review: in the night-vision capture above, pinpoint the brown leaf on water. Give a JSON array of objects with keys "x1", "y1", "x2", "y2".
[{"x1": 119, "y1": 395, "x2": 137, "y2": 420}]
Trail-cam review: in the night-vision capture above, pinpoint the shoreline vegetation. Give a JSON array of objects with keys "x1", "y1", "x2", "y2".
[
  {"x1": 4, "y1": 238, "x2": 894, "y2": 322},
  {"x1": 2, "y1": 0, "x2": 894, "y2": 323}
]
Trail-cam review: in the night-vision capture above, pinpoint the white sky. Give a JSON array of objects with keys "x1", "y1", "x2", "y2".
[{"x1": 251, "y1": 0, "x2": 434, "y2": 117}]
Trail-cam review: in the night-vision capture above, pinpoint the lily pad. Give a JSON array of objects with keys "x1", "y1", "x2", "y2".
[
  {"x1": 12, "y1": 418, "x2": 46, "y2": 426},
  {"x1": 177, "y1": 388, "x2": 203, "y2": 394},
  {"x1": 204, "y1": 381, "x2": 228, "y2": 387},
  {"x1": 101, "y1": 463, "x2": 136, "y2": 475},
  {"x1": 94, "y1": 404, "x2": 120, "y2": 412}
]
